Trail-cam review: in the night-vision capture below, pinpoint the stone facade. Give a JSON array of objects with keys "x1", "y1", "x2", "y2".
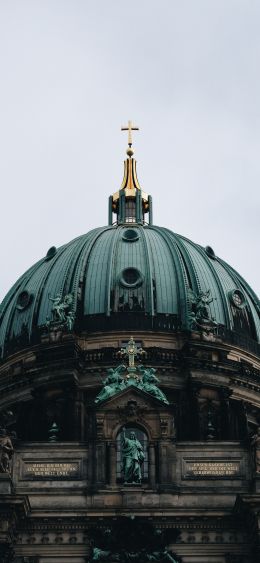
[{"x1": 0, "y1": 328, "x2": 260, "y2": 562}]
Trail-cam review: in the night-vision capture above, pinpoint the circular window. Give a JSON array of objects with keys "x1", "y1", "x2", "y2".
[
  {"x1": 229, "y1": 289, "x2": 246, "y2": 309},
  {"x1": 16, "y1": 290, "x2": 33, "y2": 311},
  {"x1": 205, "y1": 246, "x2": 216, "y2": 259},
  {"x1": 120, "y1": 268, "x2": 143, "y2": 288},
  {"x1": 45, "y1": 246, "x2": 57, "y2": 261},
  {"x1": 122, "y1": 229, "x2": 139, "y2": 242}
]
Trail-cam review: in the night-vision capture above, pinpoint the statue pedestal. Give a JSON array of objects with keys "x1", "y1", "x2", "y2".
[{"x1": 0, "y1": 472, "x2": 13, "y2": 494}]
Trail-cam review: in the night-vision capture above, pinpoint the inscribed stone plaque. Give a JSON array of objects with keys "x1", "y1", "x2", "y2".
[
  {"x1": 23, "y1": 461, "x2": 80, "y2": 479},
  {"x1": 183, "y1": 459, "x2": 241, "y2": 479}
]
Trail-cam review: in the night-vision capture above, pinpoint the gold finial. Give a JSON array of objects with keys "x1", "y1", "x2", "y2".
[{"x1": 121, "y1": 120, "x2": 139, "y2": 157}]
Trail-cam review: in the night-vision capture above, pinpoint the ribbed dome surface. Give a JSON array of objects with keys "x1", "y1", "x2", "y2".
[{"x1": 0, "y1": 224, "x2": 259, "y2": 358}]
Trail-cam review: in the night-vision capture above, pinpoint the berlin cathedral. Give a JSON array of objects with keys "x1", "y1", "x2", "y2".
[{"x1": 0, "y1": 122, "x2": 260, "y2": 563}]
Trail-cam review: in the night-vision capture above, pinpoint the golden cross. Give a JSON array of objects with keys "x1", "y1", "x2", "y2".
[{"x1": 121, "y1": 120, "x2": 139, "y2": 146}]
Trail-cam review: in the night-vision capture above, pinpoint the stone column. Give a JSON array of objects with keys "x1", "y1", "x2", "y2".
[
  {"x1": 109, "y1": 441, "x2": 117, "y2": 486},
  {"x1": 149, "y1": 442, "x2": 156, "y2": 487}
]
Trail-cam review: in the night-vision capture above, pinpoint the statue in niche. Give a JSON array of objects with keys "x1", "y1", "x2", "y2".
[
  {"x1": 188, "y1": 289, "x2": 218, "y2": 332},
  {"x1": 251, "y1": 426, "x2": 260, "y2": 473},
  {"x1": 95, "y1": 365, "x2": 126, "y2": 404},
  {"x1": 0, "y1": 428, "x2": 13, "y2": 473},
  {"x1": 121, "y1": 427, "x2": 145, "y2": 484},
  {"x1": 138, "y1": 366, "x2": 169, "y2": 404},
  {"x1": 48, "y1": 293, "x2": 73, "y2": 324}
]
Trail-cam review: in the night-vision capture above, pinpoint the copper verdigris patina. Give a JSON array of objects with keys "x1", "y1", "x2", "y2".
[
  {"x1": 95, "y1": 364, "x2": 169, "y2": 405},
  {"x1": 121, "y1": 427, "x2": 145, "y2": 484},
  {"x1": 95, "y1": 339, "x2": 169, "y2": 405}
]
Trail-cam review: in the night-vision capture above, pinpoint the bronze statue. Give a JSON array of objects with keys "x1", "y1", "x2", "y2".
[
  {"x1": 94, "y1": 360, "x2": 170, "y2": 405},
  {"x1": 0, "y1": 428, "x2": 13, "y2": 473},
  {"x1": 121, "y1": 428, "x2": 144, "y2": 484},
  {"x1": 95, "y1": 365, "x2": 126, "y2": 404},
  {"x1": 188, "y1": 288, "x2": 218, "y2": 332},
  {"x1": 139, "y1": 366, "x2": 169, "y2": 404},
  {"x1": 92, "y1": 547, "x2": 112, "y2": 561},
  {"x1": 251, "y1": 427, "x2": 260, "y2": 473},
  {"x1": 49, "y1": 293, "x2": 73, "y2": 323},
  {"x1": 147, "y1": 549, "x2": 178, "y2": 562}
]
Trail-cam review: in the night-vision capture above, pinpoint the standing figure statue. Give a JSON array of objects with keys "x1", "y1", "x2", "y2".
[
  {"x1": 121, "y1": 427, "x2": 144, "y2": 484},
  {"x1": 0, "y1": 428, "x2": 13, "y2": 473},
  {"x1": 251, "y1": 427, "x2": 260, "y2": 473},
  {"x1": 49, "y1": 293, "x2": 73, "y2": 323}
]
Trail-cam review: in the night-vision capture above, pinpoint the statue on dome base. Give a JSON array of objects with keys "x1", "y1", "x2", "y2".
[
  {"x1": 44, "y1": 293, "x2": 75, "y2": 332},
  {"x1": 49, "y1": 293, "x2": 73, "y2": 323},
  {"x1": 188, "y1": 289, "x2": 218, "y2": 333}
]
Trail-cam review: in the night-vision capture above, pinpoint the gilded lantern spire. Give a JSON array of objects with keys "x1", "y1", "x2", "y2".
[
  {"x1": 120, "y1": 120, "x2": 141, "y2": 191},
  {"x1": 108, "y1": 121, "x2": 153, "y2": 226}
]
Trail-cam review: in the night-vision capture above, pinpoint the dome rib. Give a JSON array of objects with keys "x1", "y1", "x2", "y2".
[
  {"x1": 105, "y1": 226, "x2": 123, "y2": 317},
  {"x1": 150, "y1": 227, "x2": 188, "y2": 327},
  {"x1": 181, "y1": 237, "x2": 231, "y2": 327},
  {"x1": 139, "y1": 227, "x2": 155, "y2": 316}
]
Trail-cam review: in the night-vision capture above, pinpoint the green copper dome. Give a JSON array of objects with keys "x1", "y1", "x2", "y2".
[{"x1": 0, "y1": 224, "x2": 259, "y2": 359}]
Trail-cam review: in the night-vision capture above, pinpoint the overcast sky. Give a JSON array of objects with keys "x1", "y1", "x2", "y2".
[{"x1": 0, "y1": 0, "x2": 259, "y2": 303}]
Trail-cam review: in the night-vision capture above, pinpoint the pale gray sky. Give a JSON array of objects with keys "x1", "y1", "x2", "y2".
[{"x1": 0, "y1": 0, "x2": 259, "y2": 302}]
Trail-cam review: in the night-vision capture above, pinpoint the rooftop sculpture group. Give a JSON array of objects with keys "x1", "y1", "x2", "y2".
[
  {"x1": 45, "y1": 293, "x2": 75, "y2": 332},
  {"x1": 188, "y1": 289, "x2": 218, "y2": 332},
  {"x1": 95, "y1": 364, "x2": 169, "y2": 405},
  {"x1": 95, "y1": 338, "x2": 169, "y2": 405}
]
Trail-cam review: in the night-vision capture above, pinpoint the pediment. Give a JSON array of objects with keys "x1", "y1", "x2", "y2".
[{"x1": 95, "y1": 384, "x2": 171, "y2": 411}]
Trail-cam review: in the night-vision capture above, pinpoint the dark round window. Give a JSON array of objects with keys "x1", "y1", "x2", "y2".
[
  {"x1": 16, "y1": 290, "x2": 33, "y2": 310},
  {"x1": 205, "y1": 246, "x2": 216, "y2": 259},
  {"x1": 120, "y1": 268, "x2": 143, "y2": 288},
  {"x1": 229, "y1": 289, "x2": 246, "y2": 309},
  {"x1": 122, "y1": 229, "x2": 139, "y2": 242},
  {"x1": 45, "y1": 246, "x2": 57, "y2": 261}
]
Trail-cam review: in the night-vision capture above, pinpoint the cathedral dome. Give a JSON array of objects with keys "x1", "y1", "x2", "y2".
[
  {"x1": 0, "y1": 223, "x2": 259, "y2": 360},
  {"x1": 0, "y1": 123, "x2": 259, "y2": 360}
]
